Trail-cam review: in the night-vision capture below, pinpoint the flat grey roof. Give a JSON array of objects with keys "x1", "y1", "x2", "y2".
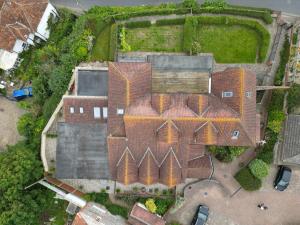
[
  {"x1": 56, "y1": 123, "x2": 109, "y2": 179},
  {"x1": 147, "y1": 55, "x2": 214, "y2": 71},
  {"x1": 77, "y1": 70, "x2": 108, "y2": 96}
]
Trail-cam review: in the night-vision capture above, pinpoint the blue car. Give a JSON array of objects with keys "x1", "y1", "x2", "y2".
[{"x1": 13, "y1": 87, "x2": 33, "y2": 100}]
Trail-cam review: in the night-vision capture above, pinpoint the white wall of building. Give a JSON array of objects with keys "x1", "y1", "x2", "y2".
[
  {"x1": 12, "y1": 39, "x2": 26, "y2": 53},
  {"x1": 36, "y1": 3, "x2": 58, "y2": 40},
  {"x1": 0, "y1": 49, "x2": 18, "y2": 70}
]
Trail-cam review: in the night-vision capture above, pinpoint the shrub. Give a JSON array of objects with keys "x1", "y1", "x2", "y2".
[
  {"x1": 145, "y1": 199, "x2": 157, "y2": 213},
  {"x1": 105, "y1": 204, "x2": 129, "y2": 218},
  {"x1": 202, "y1": 0, "x2": 227, "y2": 9},
  {"x1": 235, "y1": 167, "x2": 262, "y2": 191},
  {"x1": 183, "y1": 16, "x2": 198, "y2": 54},
  {"x1": 208, "y1": 146, "x2": 246, "y2": 162},
  {"x1": 125, "y1": 20, "x2": 151, "y2": 28},
  {"x1": 155, "y1": 198, "x2": 175, "y2": 215},
  {"x1": 249, "y1": 159, "x2": 269, "y2": 179},
  {"x1": 182, "y1": 0, "x2": 199, "y2": 9},
  {"x1": 120, "y1": 26, "x2": 131, "y2": 52},
  {"x1": 267, "y1": 110, "x2": 285, "y2": 133},
  {"x1": 156, "y1": 18, "x2": 186, "y2": 26}
]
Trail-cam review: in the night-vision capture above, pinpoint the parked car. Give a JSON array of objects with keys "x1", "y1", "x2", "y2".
[
  {"x1": 12, "y1": 87, "x2": 33, "y2": 100},
  {"x1": 191, "y1": 204, "x2": 209, "y2": 225},
  {"x1": 274, "y1": 166, "x2": 292, "y2": 191}
]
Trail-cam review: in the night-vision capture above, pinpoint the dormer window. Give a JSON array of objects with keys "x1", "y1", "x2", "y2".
[
  {"x1": 117, "y1": 108, "x2": 124, "y2": 115},
  {"x1": 222, "y1": 91, "x2": 233, "y2": 98},
  {"x1": 246, "y1": 91, "x2": 252, "y2": 98},
  {"x1": 79, "y1": 107, "x2": 84, "y2": 114},
  {"x1": 232, "y1": 130, "x2": 240, "y2": 139}
]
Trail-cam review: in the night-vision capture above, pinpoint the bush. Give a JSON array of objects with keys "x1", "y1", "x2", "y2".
[
  {"x1": 235, "y1": 167, "x2": 262, "y2": 191},
  {"x1": 105, "y1": 204, "x2": 129, "y2": 218},
  {"x1": 145, "y1": 199, "x2": 157, "y2": 213},
  {"x1": 267, "y1": 110, "x2": 285, "y2": 133},
  {"x1": 156, "y1": 18, "x2": 186, "y2": 26},
  {"x1": 125, "y1": 20, "x2": 151, "y2": 28},
  {"x1": 208, "y1": 146, "x2": 246, "y2": 162},
  {"x1": 183, "y1": 16, "x2": 198, "y2": 54},
  {"x1": 202, "y1": 0, "x2": 227, "y2": 9},
  {"x1": 249, "y1": 159, "x2": 269, "y2": 179},
  {"x1": 155, "y1": 198, "x2": 175, "y2": 215}
]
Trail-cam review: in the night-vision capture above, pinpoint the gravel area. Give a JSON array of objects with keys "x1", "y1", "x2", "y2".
[{"x1": 0, "y1": 98, "x2": 24, "y2": 151}]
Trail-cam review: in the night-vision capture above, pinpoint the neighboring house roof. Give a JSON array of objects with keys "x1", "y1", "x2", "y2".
[
  {"x1": 72, "y1": 202, "x2": 126, "y2": 225},
  {"x1": 107, "y1": 57, "x2": 258, "y2": 187},
  {"x1": 275, "y1": 115, "x2": 300, "y2": 165},
  {"x1": 0, "y1": 0, "x2": 48, "y2": 52},
  {"x1": 128, "y1": 203, "x2": 166, "y2": 225}
]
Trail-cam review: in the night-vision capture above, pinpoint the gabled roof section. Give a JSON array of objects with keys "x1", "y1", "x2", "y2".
[
  {"x1": 0, "y1": 0, "x2": 48, "y2": 51},
  {"x1": 156, "y1": 120, "x2": 180, "y2": 144},
  {"x1": 116, "y1": 147, "x2": 138, "y2": 185},
  {"x1": 159, "y1": 147, "x2": 182, "y2": 187},
  {"x1": 138, "y1": 147, "x2": 159, "y2": 185}
]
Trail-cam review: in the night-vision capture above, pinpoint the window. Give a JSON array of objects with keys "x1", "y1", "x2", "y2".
[
  {"x1": 94, "y1": 107, "x2": 101, "y2": 119},
  {"x1": 222, "y1": 91, "x2": 233, "y2": 98},
  {"x1": 232, "y1": 130, "x2": 240, "y2": 139},
  {"x1": 117, "y1": 108, "x2": 124, "y2": 115},
  {"x1": 69, "y1": 107, "x2": 75, "y2": 114},
  {"x1": 246, "y1": 91, "x2": 252, "y2": 98},
  {"x1": 79, "y1": 107, "x2": 84, "y2": 114},
  {"x1": 103, "y1": 107, "x2": 108, "y2": 118}
]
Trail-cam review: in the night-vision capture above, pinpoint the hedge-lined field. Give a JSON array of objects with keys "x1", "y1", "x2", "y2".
[{"x1": 122, "y1": 16, "x2": 270, "y2": 63}]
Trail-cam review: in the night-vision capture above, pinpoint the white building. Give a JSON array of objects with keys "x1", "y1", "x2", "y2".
[{"x1": 0, "y1": 0, "x2": 58, "y2": 71}]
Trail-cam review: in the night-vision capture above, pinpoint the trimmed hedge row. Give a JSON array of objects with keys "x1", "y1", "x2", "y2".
[
  {"x1": 125, "y1": 20, "x2": 152, "y2": 28},
  {"x1": 156, "y1": 18, "x2": 186, "y2": 26},
  {"x1": 274, "y1": 35, "x2": 290, "y2": 86},
  {"x1": 182, "y1": 16, "x2": 270, "y2": 62},
  {"x1": 235, "y1": 167, "x2": 262, "y2": 191},
  {"x1": 109, "y1": 23, "x2": 118, "y2": 61}
]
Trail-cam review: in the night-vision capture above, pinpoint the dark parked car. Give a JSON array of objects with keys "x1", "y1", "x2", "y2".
[
  {"x1": 274, "y1": 166, "x2": 292, "y2": 191},
  {"x1": 191, "y1": 205, "x2": 209, "y2": 225}
]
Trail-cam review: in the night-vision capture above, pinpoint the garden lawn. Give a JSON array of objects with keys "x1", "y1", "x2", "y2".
[
  {"x1": 196, "y1": 25, "x2": 259, "y2": 63},
  {"x1": 90, "y1": 25, "x2": 111, "y2": 61},
  {"x1": 126, "y1": 25, "x2": 184, "y2": 52}
]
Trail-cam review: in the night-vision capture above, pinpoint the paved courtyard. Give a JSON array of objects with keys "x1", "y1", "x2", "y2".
[
  {"x1": 166, "y1": 166, "x2": 300, "y2": 225},
  {"x1": 0, "y1": 98, "x2": 24, "y2": 151}
]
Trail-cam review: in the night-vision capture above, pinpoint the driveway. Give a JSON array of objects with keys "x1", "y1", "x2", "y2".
[
  {"x1": 166, "y1": 167, "x2": 300, "y2": 225},
  {"x1": 52, "y1": 0, "x2": 300, "y2": 15},
  {"x1": 0, "y1": 97, "x2": 24, "y2": 151}
]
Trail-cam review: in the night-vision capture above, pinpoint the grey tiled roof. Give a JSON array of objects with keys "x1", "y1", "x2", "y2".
[{"x1": 281, "y1": 115, "x2": 300, "y2": 164}]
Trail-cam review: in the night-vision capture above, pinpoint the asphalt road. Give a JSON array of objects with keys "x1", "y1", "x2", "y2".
[{"x1": 52, "y1": 0, "x2": 300, "y2": 15}]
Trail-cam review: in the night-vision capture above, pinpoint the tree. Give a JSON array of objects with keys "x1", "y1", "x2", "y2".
[
  {"x1": 202, "y1": 0, "x2": 227, "y2": 8},
  {"x1": 145, "y1": 199, "x2": 157, "y2": 213},
  {"x1": 182, "y1": 0, "x2": 199, "y2": 9},
  {"x1": 249, "y1": 159, "x2": 269, "y2": 179}
]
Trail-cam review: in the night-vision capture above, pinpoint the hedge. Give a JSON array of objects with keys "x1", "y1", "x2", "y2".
[
  {"x1": 156, "y1": 18, "x2": 186, "y2": 26},
  {"x1": 274, "y1": 35, "x2": 290, "y2": 86},
  {"x1": 125, "y1": 20, "x2": 152, "y2": 28},
  {"x1": 249, "y1": 159, "x2": 269, "y2": 179},
  {"x1": 287, "y1": 83, "x2": 300, "y2": 113},
  {"x1": 208, "y1": 146, "x2": 246, "y2": 163},
  {"x1": 235, "y1": 167, "x2": 262, "y2": 191},
  {"x1": 193, "y1": 16, "x2": 270, "y2": 62},
  {"x1": 109, "y1": 23, "x2": 118, "y2": 61},
  {"x1": 183, "y1": 16, "x2": 198, "y2": 54}
]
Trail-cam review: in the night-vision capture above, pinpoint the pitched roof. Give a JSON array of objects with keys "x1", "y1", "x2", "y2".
[
  {"x1": 105, "y1": 59, "x2": 257, "y2": 187},
  {"x1": 128, "y1": 203, "x2": 166, "y2": 225},
  {"x1": 0, "y1": 0, "x2": 48, "y2": 52},
  {"x1": 276, "y1": 115, "x2": 300, "y2": 165}
]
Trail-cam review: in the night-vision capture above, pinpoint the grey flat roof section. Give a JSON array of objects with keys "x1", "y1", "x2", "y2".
[
  {"x1": 77, "y1": 70, "x2": 108, "y2": 96},
  {"x1": 56, "y1": 123, "x2": 109, "y2": 179},
  {"x1": 147, "y1": 55, "x2": 214, "y2": 71},
  {"x1": 281, "y1": 115, "x2": 300, "y2": 164}
]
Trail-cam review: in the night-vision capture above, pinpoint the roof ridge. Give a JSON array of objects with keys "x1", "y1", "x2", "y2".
[
  {"x1": 159, "y1": 147, "x2": 182, "y2": 168},
  {"x1": 137, "y1": 147, "x2": 159, "y2": 167},
  {"x1": 116, "y1": 146, "x2": 135, "y2": 167}
]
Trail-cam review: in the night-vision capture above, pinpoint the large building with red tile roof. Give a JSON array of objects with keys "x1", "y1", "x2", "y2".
[
  {"x1": 0, "y1": 0, "x2": 58, "y2": 70},
  {"x1": 55, "y1": 55, "x2": 260, "y2": 188}
]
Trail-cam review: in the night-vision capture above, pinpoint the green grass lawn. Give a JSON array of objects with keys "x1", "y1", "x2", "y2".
[
  {"x1": 124, "y1": 24, "x2": 261, "y2": 63},
  {"x1": 126, "y1": 25, "x2": 184, "y2": 52},
  {"x1": 196, "y1": 25, "x2": 259, "y2": 63},
  {"x1": 40, "y1": 198, "x2": 69, "y2": 225},
  {"x1": 90, "y1": 25, "x2": 111, "y2": 61}
]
